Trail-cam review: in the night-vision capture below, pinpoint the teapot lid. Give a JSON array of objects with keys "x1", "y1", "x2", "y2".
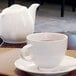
[{"x1": 2, "y1": 4, "x2": 27, "y2": 14}]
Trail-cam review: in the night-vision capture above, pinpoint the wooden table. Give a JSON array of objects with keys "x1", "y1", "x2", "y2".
[{"x1": 0, "y1": 48, "x2": 76, "y2": 76}]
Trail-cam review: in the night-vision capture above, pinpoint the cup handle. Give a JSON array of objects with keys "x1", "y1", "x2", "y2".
[{"x1": 20, "y1": 44, "x2": 33, "y2": 62}]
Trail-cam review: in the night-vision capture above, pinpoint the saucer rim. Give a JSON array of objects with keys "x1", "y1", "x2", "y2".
[
  {"x1": 14, "y1": 56, "x2": 76, "y2": 75},
  {"x1": 3, "y1": 40, "x2": 26, "y2": 44}
]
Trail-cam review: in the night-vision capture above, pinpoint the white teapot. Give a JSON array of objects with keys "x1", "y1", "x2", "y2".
[{"x1": 0, "y1": 4, "x2": 39, "y2": 43}]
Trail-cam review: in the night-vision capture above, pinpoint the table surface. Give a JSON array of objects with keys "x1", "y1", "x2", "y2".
[{"x1": 0, "y1": 48, "x2": 76, "y2": 76}]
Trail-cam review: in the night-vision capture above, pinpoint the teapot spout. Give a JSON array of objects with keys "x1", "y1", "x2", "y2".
[{"x1": 28, "y1": 4, "x2": 40, "y2": 24}]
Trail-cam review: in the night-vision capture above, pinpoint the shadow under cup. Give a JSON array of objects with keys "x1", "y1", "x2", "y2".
[{"x1": 24, "y1": 33, "x2": 68, "y2": 70}]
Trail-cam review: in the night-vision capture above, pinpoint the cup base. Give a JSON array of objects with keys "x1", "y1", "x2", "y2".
[{"x1": 37, "y1": 66, "x2": 59, "y2": 72}]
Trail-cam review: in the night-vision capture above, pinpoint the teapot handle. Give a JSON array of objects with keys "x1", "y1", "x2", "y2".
[
  {"x1": 0, "y1": 13, "x2": 4, "y2": 46},
  {"x1": 0, "y1": 13, "x2": 2, "y2": 36}
]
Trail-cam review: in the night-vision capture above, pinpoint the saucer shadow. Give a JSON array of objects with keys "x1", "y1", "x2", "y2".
[
  {"x1": 15, "y1": 68, "x2": 33, "y2": 76},
  {"x1": 0, "y1": 42, "x2": 26, "y2": 48},
  {"x1": 15, "y1": 68, "x2": 67, "y2": 76},
  {"x1": 0, "y1": 38, "x2": 3, "y2": 46}
]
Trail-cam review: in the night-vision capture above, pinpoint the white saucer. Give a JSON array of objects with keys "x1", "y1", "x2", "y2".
[{"x1": 14, "y1": 56, "x2": 76, "y2": 76}]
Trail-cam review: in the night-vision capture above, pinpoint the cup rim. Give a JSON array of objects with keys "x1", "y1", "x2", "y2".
[{"x1": 26, "y1": 32, "x2": 68, "y2": 42}]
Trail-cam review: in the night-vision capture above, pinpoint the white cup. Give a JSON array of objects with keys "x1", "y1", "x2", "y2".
[{"x1": 20, "y1": 33, "x2": 68, "y2": 70}]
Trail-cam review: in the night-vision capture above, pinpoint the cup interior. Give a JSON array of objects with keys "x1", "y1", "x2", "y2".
[{"x1": 27, "y1": 33, "x2": 67, "y2": 42}]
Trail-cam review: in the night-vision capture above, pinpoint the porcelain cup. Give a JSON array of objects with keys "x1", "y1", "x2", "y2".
[{"x1": 20, "y1": 32, "x2": 68, "y2": 70}]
